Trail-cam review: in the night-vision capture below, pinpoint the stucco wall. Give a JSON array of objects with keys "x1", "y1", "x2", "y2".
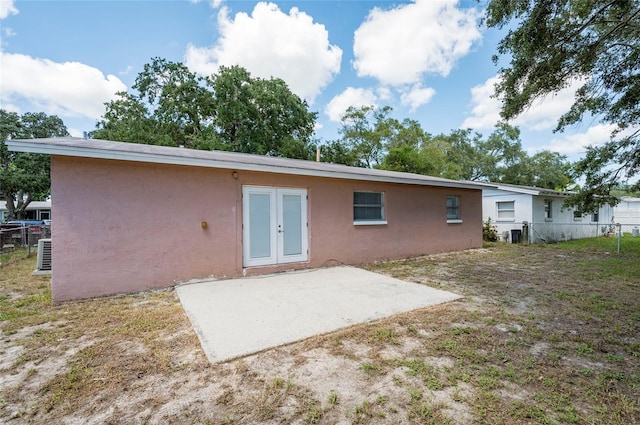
[
  {"x1": 482, "y1": 189, "x2": 533, "y2": 241},
  {"x1": 51, "y1": 156, "x2": 482, "y2": 301},
  {"x1": 483, "y1": 188, "x2": 615, "y2": 243}
]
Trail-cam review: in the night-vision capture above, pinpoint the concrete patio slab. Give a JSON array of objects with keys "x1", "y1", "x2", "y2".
[{"x1": 176, "y1": 266, "x2": 461, "y2": 363}]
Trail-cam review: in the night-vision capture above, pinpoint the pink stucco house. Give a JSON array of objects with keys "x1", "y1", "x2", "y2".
[{"x1": 9, "y1": 138, "x2": 490, "y2": 301}]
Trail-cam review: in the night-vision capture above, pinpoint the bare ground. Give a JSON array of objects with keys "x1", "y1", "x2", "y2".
[{"x1": 1, "y1": 243, "x2": 639, "y2": 424}]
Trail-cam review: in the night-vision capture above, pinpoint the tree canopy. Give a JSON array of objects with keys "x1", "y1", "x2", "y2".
[
  {"x1": 0, "y1": 110, "x2": 69, "y2": 220},
  {"x1": 485, "y1": 0, "x2": 640, "y2": 211},
  {"x1": 325, "y1": 105, "x2": 573, "y2": 190},
  {"x1": 94, "y1": 58, "x2": 317, "y2": 159}
]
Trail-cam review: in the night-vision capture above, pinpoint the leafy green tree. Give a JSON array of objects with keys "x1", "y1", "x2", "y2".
[
  {"x1": 209, "y1": 65, "x2": 317, "y2": 157},
  {"x1": 431, "y1": 123, "x2": 527, "y2": 183},
  {"x1": 485, "y1": 0, "x2": 640, "y2": 211},
  {"x1": 338, "y1": 106, "x2": 398, "y2": 168},
  {"x1": 432, "y1": 129, "x2": 484, "y2": 180},
  {"x1": 317, "y1": 140, "x2": 361, "y2": 167},
  {"x1": 95, "y1": 59, "x2": 317, "y2": 159},
  {"x1": 479, "y1": 122, "x2": 527, "y2": 183},
  {"x1": 0, "y1": 110, "x2": 69, "y2": 220},
  {"x1": 519, "y1": 151, "x2": 573, "y2": 190},
  {"x1": 429, "y1": 123, "x2": 573, "y2": 188},
  {"x1": 380, "y1": 119, "x2": 451, "y2": 175}
]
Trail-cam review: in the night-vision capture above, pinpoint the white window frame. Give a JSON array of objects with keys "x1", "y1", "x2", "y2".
[
  {"x1": 353, "y1": 191, "x2": 387, "y2": 225},
  {"x1": 573, "y1": 209, "x2": 583, "y2": 221},
  {"x1": 446, "y1": 195, "x2": 462, "y2": 223},
  {"x1": 496, "y1": 201, "x2": 515, "y2": 221},
  {"x1": 591, "y1": 212, "x2": 599, "y2": 223}
]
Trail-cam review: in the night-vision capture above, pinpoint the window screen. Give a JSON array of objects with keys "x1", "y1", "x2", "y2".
[
  {"x1": 354, "y1": 191, "x2": 384, "y2": 221},
  {"x1": 497, "y1": 201, "x2": 515, "y2": 219},
  {"x1": 446, "y1": 195, "x2": 460, "y2": 220}
]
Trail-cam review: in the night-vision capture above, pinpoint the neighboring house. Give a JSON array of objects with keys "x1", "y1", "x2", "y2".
[
  {"x1": 8, "y1": 137, "x2": 491, "y2": 301},
  {"x1": 482, "y1": 183, "x2": 614, "y2": 243},
  {"x1": 613, "y1": 197, "x2": 640, "y2": 232},
  {"x1": 0, "y1": 200, "x2": 51, "y2": 223}
]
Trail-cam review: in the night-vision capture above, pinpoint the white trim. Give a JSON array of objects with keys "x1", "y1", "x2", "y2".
[
  {"x1": 242, "y1": 187, "x2": 277, "y2": 267},
  {"x1": 447, "y1": 219, "x2": 463, "y2": 224},
  {"x1": 242, "y1": 186, "x2": 308, "y2": 268},
  {"x1": 7, "y1": 138, "x2": 493, "y2": 191},
  {"x1": 353, "y1": 220, "x2": 388, "y2": 226},
  {"x1": 496, "y1": 200, "x2": 515, "y2": 221},
  {"x1": 276, "y1": 188, "x2": 308, "y2": 264}
]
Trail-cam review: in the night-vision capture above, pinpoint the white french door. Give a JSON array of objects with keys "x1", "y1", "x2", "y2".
[{"x1": 242, "y1": 186, "x2": 308, "y2": 267}]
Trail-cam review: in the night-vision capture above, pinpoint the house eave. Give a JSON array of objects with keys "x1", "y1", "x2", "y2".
[
  {"x1": 7, "y1": 138, "x2": 495, "y2": 191},
  {"x1": 489, "y1": 183, "x2": 573, "y2": 197}
]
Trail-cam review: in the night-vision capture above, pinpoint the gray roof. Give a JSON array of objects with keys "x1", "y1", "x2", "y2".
[
  {"x1": 487, "y1": 182, "x2": 574, "y2": 197},
  {"x1": 7, "y1": 137, "x2": 495, "y2": 190}
]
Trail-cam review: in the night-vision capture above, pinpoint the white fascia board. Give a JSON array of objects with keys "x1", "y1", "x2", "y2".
[
  {"x1": 7, "y1": 140, "x2": 490, "y2": 191},
  {"x1": 492, "y1": 185, "x2": 540, "y2": 196}
]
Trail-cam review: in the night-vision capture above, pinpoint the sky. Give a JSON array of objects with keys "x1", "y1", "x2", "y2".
[{"x1": 0, "y1": 0, "x2": 612, "y2": 162}]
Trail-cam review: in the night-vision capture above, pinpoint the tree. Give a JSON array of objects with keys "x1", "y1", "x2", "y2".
[
  {"x1": 520, "y1": 151, "x2": 573, "y2": 190},
  {"x1": 478, "y1": 122, "x2": 527, "y2": 183},
  {"x1": 432, "y1": 129, "x2": 484, "y2": 180},
  {"x1": 380, "y1": 119, "x2": 453, "y2": 176},
  {"x1": 317, "y1": 140, "x2": 362, "y2": 167},
  {"x1": 428, "y1": 123, "x2": 574, "y2": 188},
  {"x1": 485, "y1": 0, "x2": 640, "y2": 211},
  {"x1": 338, "y1": 106, "x2": 398, "y2": 168},
  {"x1": 0, "y1": 110, "x2": 69, "y2": 220},
  {"x1": 209, "y1": 65, "x2": 317, "y2": 157},
  {"x1": 94, "y1": 59, "x2": 317, "y2": 159},
  {"x1": 432, "y1": 123, "x2": 527, "y2": 183}
]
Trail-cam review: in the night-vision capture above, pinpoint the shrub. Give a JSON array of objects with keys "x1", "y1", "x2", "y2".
[{"x1": 483, "y1": 218, "x2": 499, "y2": 242}]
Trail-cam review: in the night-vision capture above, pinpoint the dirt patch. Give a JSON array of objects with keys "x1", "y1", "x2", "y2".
[{"x1": 1, "y1": 244, "x2": 639, "y2": 424}]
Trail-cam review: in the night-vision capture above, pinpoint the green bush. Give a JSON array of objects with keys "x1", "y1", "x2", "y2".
[{"x1": 483, "y1": 218, "x2": 499, "y2": 242}]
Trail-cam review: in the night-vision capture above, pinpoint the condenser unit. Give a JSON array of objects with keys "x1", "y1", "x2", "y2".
[{"x1": 36, "y1": 238, "x2": 52, "y2": 271}]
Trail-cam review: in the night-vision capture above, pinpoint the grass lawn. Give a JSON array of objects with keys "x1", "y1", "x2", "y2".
[{"x1": 1, "y1": 237, "x2": 639, "y2": 424}]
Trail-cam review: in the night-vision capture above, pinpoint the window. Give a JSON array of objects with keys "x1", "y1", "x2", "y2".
[
  {"x1": 353, "y1": 191, "x2": 385, "y2": 224},
  {"x1": 446, "y1": 195, "x2": 461, "y2": 222},
  {"x1": 591, "y1": 212, "x2": 599, "y2": 222},
  {"x1": 573, "y1": 210, "x2": 583, "y2": 221},
  {"x1": 544, "y1": 200, "x2": 552, "y2": 221},
  {"x1": 496, "y1": 201, "x2": 515, "y2": 220}
]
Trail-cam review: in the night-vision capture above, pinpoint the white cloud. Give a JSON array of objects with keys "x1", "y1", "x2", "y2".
[
  {"x1": 400, "y1": 84, "x2": 436, "y2": 111},
  {"x1": 325, "y1": 87, "x2": 377, "y2": 122},
  {"x1": 185, "y1": 2, "x2": 342, "y2": 102},
  {"x1": 189, "y1": 0, "x2": 223, "y2": 8},
  {"x1": 462, "y1": 74, "x2": 582, "y2": 131},
  {"x1": 376, "y1": 86, "x2": 392, "y2": 101},
  {"x1": 540, "y1": 124, "x2": 617, "y2": 155},
  {"x1": 353, "y1": 0, "x2": 481, "y2": 86},
  {"x1": 461, "y1": 75, "x2": 502, "y2": 129},
  {"x1": 0, "y1": 0, "x2": 18, "y2": 19},
  {"x1": 118, "y1": 65, "x2": 134, "y2": 76},
  {"x1": 67, "y1": 127, "x2": 85, "y2": 138},
  {"x1": 0, "y1": 52, "x2": 127, "y2": 119}
]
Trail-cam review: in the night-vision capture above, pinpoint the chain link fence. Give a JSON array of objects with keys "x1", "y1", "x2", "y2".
[
  {"x1": 0, "y1": 224, "x2": 51, "y2": 252},
  {"x1": 493, "y1": 220, "x2": 639, "y2": 252}
]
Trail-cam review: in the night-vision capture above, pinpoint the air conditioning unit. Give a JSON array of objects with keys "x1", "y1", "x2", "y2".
[{"x1": 37, "y1": 238, "x2": 52, "y2": 271}]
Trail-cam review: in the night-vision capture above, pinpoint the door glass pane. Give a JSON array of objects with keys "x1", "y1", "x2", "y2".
[
  {"x1": 249, "y1": 193, "x2": 271, "y2": 259},
  {"x1": 282, "y1": 194, "x2": 302, "y2": 256}
]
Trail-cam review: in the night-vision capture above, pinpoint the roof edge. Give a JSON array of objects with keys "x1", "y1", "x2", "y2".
[{"x1": 7, "y1": 138, "x2": 495, "y2": 191}]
